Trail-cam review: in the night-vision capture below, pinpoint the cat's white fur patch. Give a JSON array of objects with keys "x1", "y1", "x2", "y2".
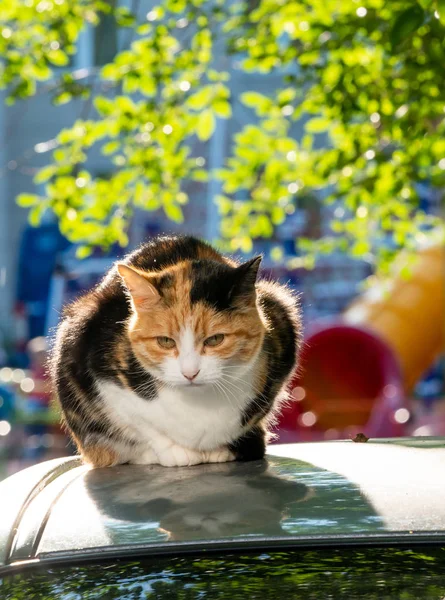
[
  {"x1": 97, "y1": 360, "x2": 256, "y2": 465},
  {"x1": 178, "y1": 325, "x2": 201, "y2": 379},
  {"x1": 161, "y1": 324, "x2": 222, "y2": 386}
]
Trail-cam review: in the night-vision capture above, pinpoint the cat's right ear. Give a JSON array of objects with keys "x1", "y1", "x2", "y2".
[{"x1": 117, "y1": 264, "x2": 160, "y2": 310}]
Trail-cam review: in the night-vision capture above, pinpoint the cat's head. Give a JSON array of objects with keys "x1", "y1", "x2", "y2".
[{"x1": 117, "y1": 257, "x2": 265, "y2": 387}]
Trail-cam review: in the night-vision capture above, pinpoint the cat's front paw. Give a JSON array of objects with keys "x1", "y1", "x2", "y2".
[
  {"x1": 130, "y1": 447, "x2": 158, "y2": 465},
  {"x1": 205, "y1": 447, "x2": 236, "y2": 464},
  {"x1": 157, "y1": 444, "x2": 206, "y2": 467}
]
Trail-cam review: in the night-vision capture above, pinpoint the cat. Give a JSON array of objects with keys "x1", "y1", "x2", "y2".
[{"x1": 51, "y1": 235, "x2": 302, "y2": 468}]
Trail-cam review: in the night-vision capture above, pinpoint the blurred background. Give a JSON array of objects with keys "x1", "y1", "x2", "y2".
[{"x1": 0, "y1": 0, "x2": 444, "y2": 480}]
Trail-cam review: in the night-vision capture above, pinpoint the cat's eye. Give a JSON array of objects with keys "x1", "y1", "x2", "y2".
[
  {"x1": 157, "y1": 336, "x2": 176, "y2": 349},
  {"x1": 204, "y1": 334, "x2": 225, "y2": 347}
]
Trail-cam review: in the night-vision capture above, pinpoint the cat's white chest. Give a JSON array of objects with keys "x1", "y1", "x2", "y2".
[
  {"x1": 98, "y1": 377, "x2": 253, "y2": 452},
  {"x1": 152, "y1": 385, "x2": 250, "y2": 449}
]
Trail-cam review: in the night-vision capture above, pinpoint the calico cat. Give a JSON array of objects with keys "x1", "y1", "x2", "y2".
[{"x1": 52, "y1": 235, "x2": 302, "y2": 468}]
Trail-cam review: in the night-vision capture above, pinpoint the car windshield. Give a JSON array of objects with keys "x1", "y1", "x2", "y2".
[{"x1": 2, "y1": 546, "x2": 445, "y2": 600}]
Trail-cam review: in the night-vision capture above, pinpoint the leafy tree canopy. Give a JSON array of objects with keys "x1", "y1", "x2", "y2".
[{"x1": 2, "y1": 0, "x2": 444, "y2": 268}]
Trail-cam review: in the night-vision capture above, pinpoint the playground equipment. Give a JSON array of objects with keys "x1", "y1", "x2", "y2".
[
  {"x1": 275, "y1": 243, "x2": 445, "y2": 441},
  {"x1": 344, "y1": 244, "x2": 445, "y2": 393},
  {"x1": 275, "y1": 323, "x2": 407, "y2": 442}
]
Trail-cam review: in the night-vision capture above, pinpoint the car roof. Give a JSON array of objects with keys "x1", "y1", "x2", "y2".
[{"x1": 1, "y1": 437, "x2": 445, "y2": 570}]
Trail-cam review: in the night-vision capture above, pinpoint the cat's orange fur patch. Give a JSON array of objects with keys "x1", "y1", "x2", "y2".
[
  {"x1": 128, "y1": 261, "x2": 265, "y2": 367},
  {"x1": 114, "y1": 337, "x2": 131, "y2": 383},
  {"x1": 82, "y1": 444, "x2": 119, "y2": 468}
]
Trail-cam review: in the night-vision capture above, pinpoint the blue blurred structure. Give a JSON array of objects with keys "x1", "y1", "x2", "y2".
[
  {"x1": 16, "y1": 222, "x2": 71, "y2": 339},
  {"x1": 0, "y1": 383, "x2": 14, "y2": 422}
]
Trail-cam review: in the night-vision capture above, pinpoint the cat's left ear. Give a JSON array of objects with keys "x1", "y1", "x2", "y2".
[
  {"x1": 236, "y1": 256, "x2": 262, "y2": 284},
  {"x1": 117, "y1": 263, "x2": 160, "y2": 310},
  {"x1": 231, "y1": 256, "x2": 262, "y2": 301}
]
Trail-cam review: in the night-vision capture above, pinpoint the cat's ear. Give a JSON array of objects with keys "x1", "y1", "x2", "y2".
[
  {"x1": 117, "y1": 264, "x2": 160, "y2": 310},
  {"x1": 236, "y1": 256, "x2": 262, "y2": 282},
  {"x1": 230, "y1": 256, "x2": 262, "y2": 302}
]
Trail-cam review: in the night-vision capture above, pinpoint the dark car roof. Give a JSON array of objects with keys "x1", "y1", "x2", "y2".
[{"x1": 1, "y1": 438, "x2": 445, "y2": 570}]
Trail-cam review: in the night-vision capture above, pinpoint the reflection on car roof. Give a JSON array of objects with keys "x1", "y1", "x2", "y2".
[{"x1": 1, "y1": 437, "x2": 445, "y2": 568}]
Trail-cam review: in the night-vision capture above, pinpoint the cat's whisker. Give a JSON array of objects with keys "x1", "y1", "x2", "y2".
[
  {"x1": 219, "y1": 382, "x2": 241, "y2": 408},
  {"x1": 222, "y1": 384, "x2": 254, "y2": 409},
  {"x1": 213, "y1": 379, "x2": 236, "y2": 411},
  {"x1": 217, "y1": 375, "x2": 249, "y2": 403},
  {"x1": 219, "y1": 385, "x2": 245, "y2": 404},
  {"x1": 220, "y1": 375, "x2": 249, "y2": 390},
  {"x1": 223, "y1": 376, "x2": 271, "y2": 412},
  {"x1": 221, "y1": 373, "x2": 246, "y2": 384}
]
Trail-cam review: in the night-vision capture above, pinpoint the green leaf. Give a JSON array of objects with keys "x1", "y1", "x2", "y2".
[
  {"x1": 47, "y1": 49, "x2": 69, "y2": 67},
  {"x1": 53, "y1": 148, "x2": 66, "y2": 162},
  {"x1": 277, "y1": 88, "x2": 297, "y2": 106},
  {"x1": 241, "y1": 92, "x2": 270, "y2": 111},
  {"x1": 187, "y1": 86, "x2": 213, "y2": 110},
  {"x1": 53, "y1": 91, "x2": 72, "y2": 105},
  {"x1": 270, "y1": 246, "x2": 284, "y2": 262},
  {"x1": 115, "y1": 7, "x2": 136, "y2": 27},
  {"x1": 17, "y1": 193, "x2": 40, "y2": 207},
  {"x1": 102, "y1": 141, "x2": 120, "y2": 155},
  {"x1": 166, "y1": 0, "x2": 186, "y2": 13},
  {"x1": 271, "y1": 206, "x2": 285, "y2": 225},
  {"x1": 94, "y1": 96, "x2": 114, "y2": 116},
  {"x1": 115, "y1": 96, "x2": 136, "y2": 112},
  {"x1": 196, "y1": 109, "x2": 216, "y2": 141},
  {"x1": 213, "y1": 100, "x2": 232, "y2": 118},
  {"x1": 323, "y1": 63, "x2": 342, "y2": 86},
  {"x1": 164, "y1": 204, "x2": 184, "y2": 223},
  {"x1": 35, "y1": 165, "x2": 56, "y2": 183},
  {"x1": 76, "y1": 245, "x2": 93, "y2": 259},
  {"x1": 239, "y1": 236, "x2": 253, "y2": 252},
  {"x1": 140, "y1": 77, "x2": 156, "y2": 96},
  {"x1": 102, "y1": 64, "x2": 120, "y2": 80},
  {"x1": 191, "y1": 169, "x2": 209, "y2": 182},
  {"x1": 147, "y1": 6, "x2": 164, "y2": 20},
  {"x1": 208, "y1": 69, "x2": 230, "y2": 82},
  {"x1": 390, "y1": 5, "x2": 425, "y2": 48},
  {"x1": 216, "y1": 195, "x2": 232, "y2": 215},
  {"x1": 137, "y1": 23, "x2": 152, "y2": 35},
  {"x1": 28, "y1": 205, "x2": 45, "y2": 227},
  {"x1": 304, "y1": 117, "x2": 330, "y2": 133}
]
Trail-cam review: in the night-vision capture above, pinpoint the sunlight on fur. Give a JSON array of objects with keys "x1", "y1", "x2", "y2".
[{"x1": 51, "y1": 236, "x2": 302, "y2": 468}]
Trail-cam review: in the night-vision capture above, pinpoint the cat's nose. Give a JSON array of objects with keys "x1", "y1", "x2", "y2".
[{"x1": 182, "y1": 369, "x2": 200, "y2": 382}]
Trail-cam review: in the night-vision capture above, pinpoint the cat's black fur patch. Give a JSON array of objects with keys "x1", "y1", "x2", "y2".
[
  {"x1": 128, "y1": 235, "x2": 219, "y2": 272},
  {"x1": 121, "y1": 348, "x2": 157, "y2": 401},
  {"x1": 190, "y1": 260, "x2": 239, "y2": 310},
  {"x1": 240, "y1": 288, "x2": 300, "y2": 428},
  {"x1": 190, "y1": 256, "x2": 261, "y2": 311},
  {"x1": 229, "y1": 426, "x2": 266, "y2": 462}
]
